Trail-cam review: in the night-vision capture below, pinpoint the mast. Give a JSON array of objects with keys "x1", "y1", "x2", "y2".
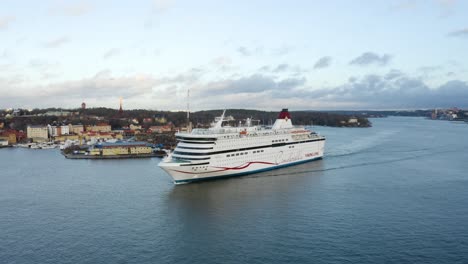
[
  {"x1": 187, "y1": 89, "x2": 190, "y2": 121},
  {"x1": 186, "y1": 89, "x2": 192, "y2": 132}
]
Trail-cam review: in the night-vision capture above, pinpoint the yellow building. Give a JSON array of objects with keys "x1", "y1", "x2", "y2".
[
  {"x1": 69, "y1": 124, "x2": 84, "y2": 134},
  {"x1": 27, "y1": 125, "x2": 49, "y2": 142},
  {"x1": 0, "y1": 134, "x2": 16, "y2": 144},
  {"x1": 85, "y1": 124, "x2": 112, "y2": 132},
  {"x1": 80, "y1": 132, "x2": 123, "y2": 141},
  {"x1": 89, "y1": 142, "x2": 152, "y2": 156}
]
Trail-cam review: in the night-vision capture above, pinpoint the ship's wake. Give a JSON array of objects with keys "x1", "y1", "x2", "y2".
[
  {"x1": 325, "y1": 130, "x2": 397, "y2": 158},
  {"x1": 250, "y1": 146, "x2": 463, "y2": 179}
]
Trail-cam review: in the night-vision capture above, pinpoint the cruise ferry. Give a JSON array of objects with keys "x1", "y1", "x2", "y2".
[{"x1": 158, "y1": 109, "x2": 325, "y2": 184}]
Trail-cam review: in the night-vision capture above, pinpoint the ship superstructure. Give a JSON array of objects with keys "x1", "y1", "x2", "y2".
[{"x1": 158, "y1": 109, "x2": 325, "y2": 184}]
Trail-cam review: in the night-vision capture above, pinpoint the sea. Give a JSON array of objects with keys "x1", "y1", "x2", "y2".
[{"x1": 1, "y1": 117, "x2": 467, "y2": 264}]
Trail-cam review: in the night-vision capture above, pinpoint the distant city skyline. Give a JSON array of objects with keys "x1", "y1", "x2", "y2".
[{"x1": 1, "y1": 0, "x2": 467, "y2": 110}]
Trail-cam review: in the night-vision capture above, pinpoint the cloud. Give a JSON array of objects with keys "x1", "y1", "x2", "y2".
[
  {"x1": 2, "y1": 65, "x2": 468, "y2": 110},
  {"x1": 212, "y1": 56, "x2": 232, "y2": 66},
  {"x1": 0, "y1": 16, "x2": 14, "y2": 30},
  {"x1": 272, "y1": 45, "x2": 292, "y2": 56},
  {"x1": 350, "y1": 52, "x2": 392, "y2": 66},
  {"x1": 273, "y1": 64, "x2": 289, "y2": 73},
  {"x1": 196, "y1": 74, "x2": 306, "y2": 97},
  {"x1": 307, "y1": 71, "x2": 468, "y2": 108},
  {"x1": 236, "y1": 46, "x2": 262, "y2": 57},
  {"x1": 313, "y1": 56, "x2": 332, "y2": 69},
  {"x1": 103, "y1": 48, "x2": 120, "y2": 59},
  {"x1": 43, "y1": 36, "x2": 71, "y2": 48},
  {"x1": 237, "y1": 46, "x2": 251, "y2": 56},
  {"x1": 384, "y1": 69, "x2": 404, "y2": 80},
  {"x1": 447, "y1": 28, "x2": 468, "y2": 37},
  {"x1": 258, "y1": 64, "x2": 307, "y2": 75},
  {"x1": 50, "y1": 1, "x2": 93, "y2": 16}
]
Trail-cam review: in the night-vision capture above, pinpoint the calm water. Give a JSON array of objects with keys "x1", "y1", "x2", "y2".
[{"x1": 1, "y1": 117, "x2": 468, "y2": 264}]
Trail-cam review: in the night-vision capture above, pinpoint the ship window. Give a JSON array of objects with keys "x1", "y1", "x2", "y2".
[
  {"x1": 227, "y1": 154, "x2": 230, "y2": 157},
  {"x1": 236, "y1": 153, "x2": 239, "y2": 156},
  {"x1": 240, "y1": 153, "x2": 243, "y2": 155}
]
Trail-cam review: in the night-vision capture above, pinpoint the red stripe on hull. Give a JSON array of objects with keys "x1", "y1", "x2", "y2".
[{"x1": 170, "y1": 161, "x2": 277, "y2": 175}]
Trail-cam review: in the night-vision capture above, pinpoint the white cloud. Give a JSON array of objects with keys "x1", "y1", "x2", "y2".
[
  {"x1": 103, "y1": 48, "x2": 120, "y2": 59},
  {"x1": 43, "y1": 36, "x2": 71, "y2": 48}
]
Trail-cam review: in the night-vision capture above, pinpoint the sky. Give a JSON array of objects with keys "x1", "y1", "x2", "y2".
[{"x1": 0, "y1": 0, "x2": 467, "y2": 111}]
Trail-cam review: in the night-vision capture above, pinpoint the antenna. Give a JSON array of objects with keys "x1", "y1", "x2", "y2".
[{"x1": 186, "y1": 89, "x2": 192, "y2": 132}]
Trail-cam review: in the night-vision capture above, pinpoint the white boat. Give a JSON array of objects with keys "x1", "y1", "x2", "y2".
[{"x1": 158, "y1": 109, "x2": 325, "y2": 184}]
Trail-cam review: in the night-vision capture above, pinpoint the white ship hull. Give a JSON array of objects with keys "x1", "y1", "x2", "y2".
[
  {"x1": 159, "y1": 139, "x2": 325, "y2": 184},
  {"x1": 158, "y1": 109, "x2": 326, "y2": 184}
]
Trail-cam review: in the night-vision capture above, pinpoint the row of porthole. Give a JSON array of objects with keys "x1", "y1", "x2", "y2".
[
  {"x1": 272, "y1": 139, "x2": 288, "y2": 143},
  {"x1": 225, "y1": 149, "x2": 266, "y2": 158},
  {"x1": 192, "y1": 166, "x2": 208, "y2": 171}
]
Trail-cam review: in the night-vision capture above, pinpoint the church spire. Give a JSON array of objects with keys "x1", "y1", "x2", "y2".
[{"x1": 119, "y1": 97, "x2": 123, "y2": 116}]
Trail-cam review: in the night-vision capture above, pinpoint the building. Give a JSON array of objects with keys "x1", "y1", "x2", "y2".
[
  {"x1": 27, "y1": 125, "x2": 49, "y2": 142},
  {"x1": 88, "y1": 142, "x2": 152, "y2": 156},
  {"x1": 154, "y1": 115, "x2": 167, "y2": 124},
  {"x1": 81, "y1": 131, "x2": 123, "y2": 141},
  {"x1": 148, "y1": 125, "x2": 173, "y2": 133},
  {"x1": 48, "y1": 125, "x2": 70, "y2": 137},
  {"x1": 348, "y1": 118, "x2": 358, "y2": 124},
  {"x1": 81, "y1": 102, "x2": 86, "y2": 110},
  {"x1": 69, "y1": 124, "x2": 84, "y2": 134},
  {"x1": 44, "y1": 111, "x2": 71, "y2": 117},
  {"x1": 0, "y1": 133, "x2": 17, "y2": 144},
  {"x1": 86, "y1": 123, "x2": 112, "y2": 132},
  {"x1": 129, "y1": 124, "x2": 142, "y2": 130},
  {"x1": 0, "y1": 139, "x2": 8, "y2": 147}
]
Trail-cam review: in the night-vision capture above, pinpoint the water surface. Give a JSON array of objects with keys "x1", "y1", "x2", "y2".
[{"x1": 1, "y1": 117, "x2": 467, "y2": 263}]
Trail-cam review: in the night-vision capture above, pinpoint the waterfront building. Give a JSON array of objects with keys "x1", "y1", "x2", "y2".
[
  {"x1": 0, "y1": 133, "x2": 17, "y2": 144},
  {"x1": 26, "y1": 125, "x2": 49, "y2": 142},
  {"x1": 0, "y1": 139, "x2": 8, "y2": 147},
  {"x1": 80, "y1": 131, "x2": 123, "y2": 141},
  {"x1": 48, "y1": 125, "x2": 70, "y2": 137},
  {"x1": 88, "y1": 142, "x2": 152, "y2": 156},
  {"x1": 69, "y1": 124, "x2": 84, "y2": 134},
  {"x1": 85, "y1": 123, "x2": 112, "y2": 133}
]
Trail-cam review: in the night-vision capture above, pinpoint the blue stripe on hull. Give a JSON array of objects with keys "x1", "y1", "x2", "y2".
[{"x1": 174, "y1": 156, "x2": 323, "y2": 184}]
